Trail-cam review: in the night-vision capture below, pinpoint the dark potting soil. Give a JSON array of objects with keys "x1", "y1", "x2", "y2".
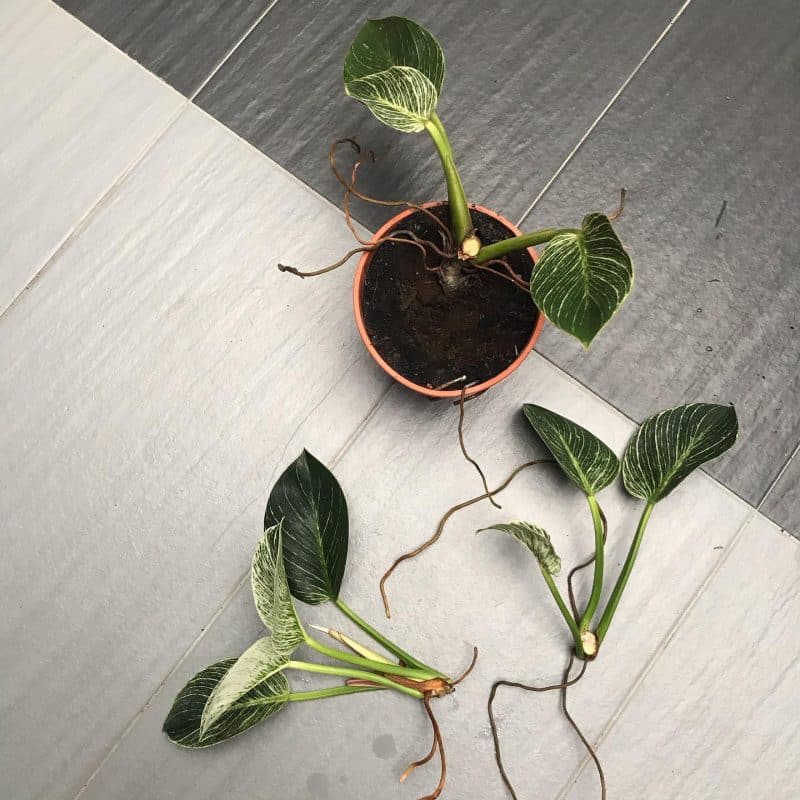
[{"x1": 362, "y1": 204, "x2": 539, "y2": 389}]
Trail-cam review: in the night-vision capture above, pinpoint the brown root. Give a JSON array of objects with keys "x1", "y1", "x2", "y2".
[
  {"x1": 489, "y1": 653, "x2": 604, "y2": 800},
  {"x1": 608, "y1": 187, "x2": 627, "y2": 222},
  {"x1": 379, "y1": 458, "x2": 554, "y2": 618},
  {"x1": 466, "y1": 258, "x2": 530, "y2": 292},
  {"x1": 417, "y1": 696, "x2": 447, "y2": 800},
  {"x1": 457, "y1": 387, "x2": 500, "y2": 509},
  {"x1": 450, "y1": 646, "x2": 479, "y2": 686}
]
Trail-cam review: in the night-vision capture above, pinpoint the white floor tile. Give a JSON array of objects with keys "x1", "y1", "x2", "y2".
[
  {"x1": 0, "y1": 0, "x2": 183, "y2": 313},
  {"x1": 76, "y1": 355, "x2": 752, "y2": 799},
  {"x1": 0, "y1": 105, "x2": 388, "y2": 800},
  {"x1": 561, "y1": 513, "x2": 800, "y2": 800}
]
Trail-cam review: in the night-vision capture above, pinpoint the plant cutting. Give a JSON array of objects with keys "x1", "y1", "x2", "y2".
[
  {"x1": 480, "y1": 402, "x2": 739, "y2": 798},
  {"x1": 163, "y1": 451, "x2": 475, "y2": 799},
  {"x1": 279, "y1": 17, "x2": 633, "y2": 398}
]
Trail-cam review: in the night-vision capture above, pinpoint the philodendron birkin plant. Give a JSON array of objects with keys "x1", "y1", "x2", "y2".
[
  {"x1": 164, "y1": 451, "x2": 473, "y2": 799},
  {"x1": 482, "y1": 402, "x2": 739, "y2": 798},
  {"x1": 279, "y1": 17, "x2": 633, "y2": 398}
]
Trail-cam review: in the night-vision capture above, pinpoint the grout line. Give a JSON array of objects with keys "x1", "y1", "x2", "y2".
[
  {"x1": 552, "y1": 503, "x2": 759, "y2": 799},
  {"x1": 756, "y1": 439, "x2": 800, "y2": 510},
  {"x1": 2, "y1": 0, "x2": 284, "y2": 323},
  {"x1": 0, "y1": 103, "x2": 186, "y2": 321},
  {"x1": 514, "y1": 0, "x2": 695, "y2": 228},
  {"x1": 189, "y1": 0, "x2": 281, "y2": 101}
]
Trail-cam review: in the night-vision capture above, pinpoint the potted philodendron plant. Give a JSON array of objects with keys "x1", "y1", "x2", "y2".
[
  {"x1": 279, "y1": 17, "x2": 633, "y2": 399},
  {"x1": 164, "y1": 452, "x2": 474, "y2": 799},
  {"x1": 482, "y1": 402, "x2": 739, "y2": 797}
]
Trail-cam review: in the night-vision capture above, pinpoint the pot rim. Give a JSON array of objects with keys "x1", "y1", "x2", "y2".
[{"x1": 352, "y1": 201, "x2": 544, "y2": 399}]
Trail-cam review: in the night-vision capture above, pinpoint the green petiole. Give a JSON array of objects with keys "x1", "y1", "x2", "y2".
[
  {"x1": 596, "y1": 501, "x2": 655, "y2": 643},
  {"x1": 424, "y1": 112, "x2": 472, "y2": 247},
  {"x1": 539, "y1": 565, "x2": 584, "y2": 658},
  {"x1": 288, "y1": 685, "x2": 383, "y2": 703},
  {"x1": 305, "y1": 634, "x2": 438, "y2": 681},
  {"x1": 474, "y1": 228, "x2": 579, "y2": 264},
  {"x1": 578, "y1": 495, "x2": 606, "y2": 633},
  {"x1": 286, "y1": 660, "x2": 424, "y2": 699},
  {"x1": 334, "y1": 598, "x2": 447, "y2": 679}
]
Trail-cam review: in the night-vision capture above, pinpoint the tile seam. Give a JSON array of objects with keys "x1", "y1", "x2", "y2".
[{"x1": 514, "y1": 0, "x2": 695, "y2": 228}]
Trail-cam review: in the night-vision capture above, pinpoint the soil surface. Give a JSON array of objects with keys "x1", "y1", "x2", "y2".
[{"x1": 362, "y1": 204, "x2": 539, "y2": 389}]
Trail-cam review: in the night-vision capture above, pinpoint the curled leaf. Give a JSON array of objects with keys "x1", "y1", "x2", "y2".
[
  {"x1": 252, "y1": 523, "x2": 305, "y2": 648},
  {"x1": 479, "y1": 521, "x2": 562, "y2": 576}
]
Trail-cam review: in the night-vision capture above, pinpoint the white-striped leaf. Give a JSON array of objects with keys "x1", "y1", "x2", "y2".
[
  {"x1": 479, "y1": 521, "x2": 561, "y2": 576},
  {"x1": 252, "y1": 523, "x2": 305, "y2": 649},
  {"x1": 264, "y1": 450, "x2": 348, "y2": 605},
  {"x1": 523, "y1": 404, "x2": 619, "y2": 495},
  {"x1": 344, "y1": 17, "x2": 444, "y2": 133},
  {"x1": 200, "y1": 637, "x2": 292, "y2": 737},
  {"x1": 532, "y1": 214, "x2": 633, "y2": 346},
  {"x1": 623, "y1": 403, "x2": 738, "y2": 502},
  {"x1": 163, "y1": 659, "x2": 289, "y2": 748}
]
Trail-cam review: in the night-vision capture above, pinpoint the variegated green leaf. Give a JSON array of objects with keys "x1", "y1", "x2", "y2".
[
  {"x1": 523, "y1": 404, "x2": 619, "y2": 495},
  {"x1": 163, "y1": 659, "x2": 289, "y2": 748},
  {"x1": 623, "y1": 403, "x2": 738, "y2": 502},
  {"x1": 200, "y1": 637, "x2": 292, "y2": 737},
  {"x1": 344, "y1": 17, "x2": 444, "y2": 133},
  {"x1": 479, "y1": 521, "x2": 561, "y2": 576},
  {"x1": 252, "y1": 523, "x2": 305, "y2": 649},
  {"x1": 265, "y1": 450, "x2": 348, "y2": 605},
  {"x1": 532, "y1": 213, "x2": 633, "y2": 346}
]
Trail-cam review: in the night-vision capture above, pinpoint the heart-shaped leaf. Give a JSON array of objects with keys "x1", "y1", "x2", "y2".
[
  {"x1": 265, "y1": 450, "x2": 348, "y2": 605},
  {"x1": 622, "y1": 403, "x2": 739, "y2": 502},
  {"x1": 201, "y1": 637, "x2": 293, "y2": 737},
  {"x1": 532, "y1": 214, "x2": 633, "y2": 346},
  {"x1": 479, "y1": 521, "x2": 561, "y2": 575},
  {"x1": 164, "y1": 659, "x2": 289, "y2": 748},
  {"x1": 252, "y1": 523, "x2": 305, "y2": 649},
  {"x1": 344, "y1": 17, "x2": 444, "y2": 133},
  {"x1": 523, "y1": 404, "x2": 619, "y2": 495}
]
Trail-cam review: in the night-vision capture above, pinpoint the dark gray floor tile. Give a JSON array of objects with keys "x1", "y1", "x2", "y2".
[
  {"x1": 55, "y1": 0, "x2": 275, "y2": 96},
  {"x1": 761, "y1": 454, "x2": 800, "y2": 538},
  {"x1": 197, "y1": 0, "x2": 685, "y2": 231},
  {"x1": 529, "y1": 0, "x2": 800, "y2": 505}
]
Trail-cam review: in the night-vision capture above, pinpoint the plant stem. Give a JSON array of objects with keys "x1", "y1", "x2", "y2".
[
  {"x1": 474, "y1": 228, "x2": 579, "y2": 264},
  {"x1": 306, "y1": 635, "x2": 438, "y2": 681},
  {"x1": 286, "y1": 660, "x2": 423, "y2": 699},
  {"x1": 288, "y1": 685, "x2": 382, "y2": 702},
  {"x1": 424, "y1": 112, "x2": 472, "y2": 246},
  {"x1": 596, "y1": 502, "x2": 655, "y2": 643},
  {"x1": 335, "y1": 598, "x2": 445, "y2": 678},
  {"x1": 578, "y1": 495, "x2": 606, "y2": 632},
  {"x1": 540, "y1": 565, "x2": 584, "y2": 657}
]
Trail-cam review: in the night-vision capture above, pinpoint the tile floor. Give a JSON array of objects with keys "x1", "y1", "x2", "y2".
[{"x1": 2, "y1": 2, "x2": 798, "y2": 799}]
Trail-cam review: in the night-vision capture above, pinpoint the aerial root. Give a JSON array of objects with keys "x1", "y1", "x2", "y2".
[{"x1": 379, "y1": 458, "x2": 554, "y2": 618}]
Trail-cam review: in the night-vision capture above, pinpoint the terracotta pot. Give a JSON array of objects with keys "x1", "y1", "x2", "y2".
[{"x1": 353, "y1": 202, "x2": 544, "y2": 399}]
